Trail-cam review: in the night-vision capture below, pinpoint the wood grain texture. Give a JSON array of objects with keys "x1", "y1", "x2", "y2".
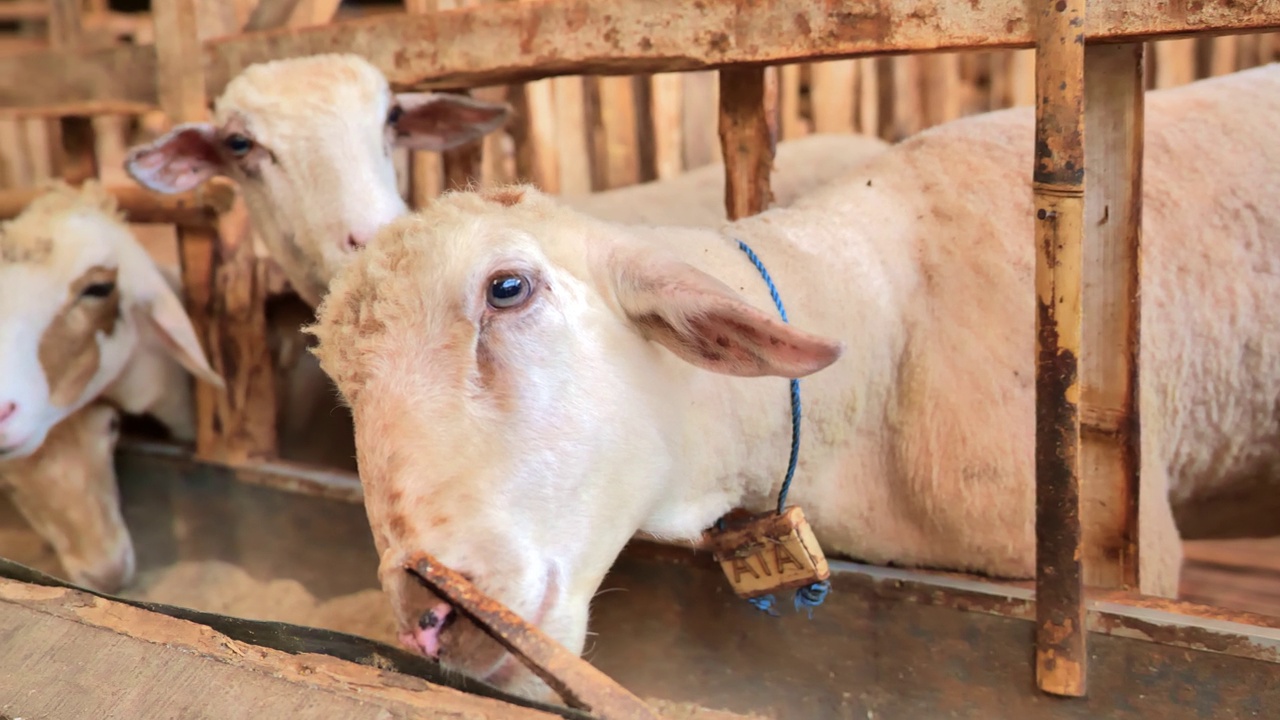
[
  {"x1": 0, "y1": 578, "x2": 564, "y2": 719},
  {"x1": 1080, "y1": 44, "x2": 1145, "y2": 595}
]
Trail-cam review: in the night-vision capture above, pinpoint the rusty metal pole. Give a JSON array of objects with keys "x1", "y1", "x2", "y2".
[{"x1": 1033, "y1": 0, "x2": 1088, "y2": 699}]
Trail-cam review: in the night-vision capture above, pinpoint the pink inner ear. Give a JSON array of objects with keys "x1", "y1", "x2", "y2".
[{"x1": 128, "y1": 126, "x2": 223, "y2": 193}]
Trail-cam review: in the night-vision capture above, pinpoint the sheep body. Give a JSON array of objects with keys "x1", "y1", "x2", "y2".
[{"x1": 309, "y1": 64, "x2": 1280, "y2": 698}]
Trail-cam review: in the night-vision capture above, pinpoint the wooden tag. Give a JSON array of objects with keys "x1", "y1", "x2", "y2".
[{"x1": 703, "y1": 506, "x2": 830, "y2": 600}]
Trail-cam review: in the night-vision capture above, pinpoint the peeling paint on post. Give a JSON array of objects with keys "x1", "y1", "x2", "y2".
[{"x1": 1033, "y1": 0, "x2": 1088, "y2": 699}]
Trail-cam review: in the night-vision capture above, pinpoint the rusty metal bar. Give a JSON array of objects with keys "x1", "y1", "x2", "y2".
[
  {"x1": 1032, "y1": 0, "x2": 1088, "y2": 699},
  {"x1": 717, "y1": 66, "x2": 774, "y2": 221},
  {"x1": 4, "y1": 0, "x2": 1280, "y2": 114},
  {"x1": 406, "y1": 554, "x2": 665, "y2": 720}
]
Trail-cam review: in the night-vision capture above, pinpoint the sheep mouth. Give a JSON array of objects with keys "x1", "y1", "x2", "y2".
[{"x1": 399, "y1": 558, "x2": 560, "y2": 679}]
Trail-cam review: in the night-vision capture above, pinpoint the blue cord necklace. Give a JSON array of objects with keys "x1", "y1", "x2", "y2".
[{"x1": 711, "y1": 237, "x2": 831, "y2": 619}]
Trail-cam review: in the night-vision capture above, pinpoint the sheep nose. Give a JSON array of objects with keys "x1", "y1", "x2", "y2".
[
  {"x1": 0, "y1": 400, "x2": 17, "y2": 426},
  {"x1": 345, "y1": 232, "x2": 373, "y2": 251},
  {"x1": 398, "y1": 602, "x2": 454, "y2": 659}
]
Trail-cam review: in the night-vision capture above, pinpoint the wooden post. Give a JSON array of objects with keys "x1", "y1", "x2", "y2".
[
  {"x1": 650, "y1": 72, "x2": 685, "y2": 180},
  {"x1": 717, "y1": 67, "x2": 774, "y2": 222},
  {"x1": 154, "y1": 0, "x2": 278, "y2": 464},
  {"x1": 404, "y1": 0, "x2": 444, "y2": 207},
  {"x1": 810, "y1": 59, "x2": 857, "y2": 134},
  {"x1": 1081, "y1": 44, "x2": 1144, "y2": 593},
  {"x1": 552, "y1": 76, "x2": 592, "y2": 195},
  {"x1": 1032, "y1": 0, "x2": 1088, "y2": 698}
]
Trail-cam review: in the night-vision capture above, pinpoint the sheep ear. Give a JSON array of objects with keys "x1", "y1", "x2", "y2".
[
  {"x1": 608, "y1": 245, "x2": 844, "y2": 378},
  {"x1": 125, "y1": 122, "x2": 225, "y2": 194},
  {"x1": 391, "y1": 92, "x2": 512, "y2": 152},
  {"x1": 131, "y1": 265, "x2": 224, "y2": 389}
]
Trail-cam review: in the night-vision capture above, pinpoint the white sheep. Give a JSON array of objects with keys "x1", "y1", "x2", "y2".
[
  {"x1": 0, "y1": 402, "x2": 132, "y2": 592},
  {"x1": 308, "y1": 63, "x2": 1280, "y2": 700},
  {"x1": 122, "y1": 52, "x2": 890, "y2": 308},
  {"x1": 0, "y1": 180, "x2": 223, "y2": 591}
]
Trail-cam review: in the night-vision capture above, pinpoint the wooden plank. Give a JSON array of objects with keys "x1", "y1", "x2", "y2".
[
  {"x1": 1032, "y1": 0, "x2": 1087, "y2": 698},
  {"x1": 1154, "y1": 38, "x2": 1198, "y2": 88},
  {"x1": 0, "y1": 579, "x2": 567, "y2": 719},
  {"x1": 404, "y1": 0, "x2": 443, "y2": 207},
  {"x1": 0, "y1": 1, "x2": 48, "y2": 22},
  {"x1": 551, "y1": 75, "x2": 591, "y2": 196},
  {"x1": 511, "y1": 78, "x2": 560, "y2": 191},
  {"x1": 776, "y1": 63, "x2": 806, "y2": 141},
  {"x1": 1080, "y1": 43, "x2": 1144, "y2": 595},
  {"x1": 592, "y1": 75, "x2": 641, "y2": 189},
  {"x1": 244, "y1": 0, "x2": 305, "y2": 31},
  {"x1": 809, "y1": 59, "x2": 856, "y2": 134},
  {"x1": 649, "y1": 72, "x2": 684, "y2": 180},
  {"x1": 920, "y1": 52, "x2": 962, "y2": 129},
  {"x1": 717, "y1": 67, "x2": 773, "y2": 221},
  {"x1": 855, "y1": 57, "x2": 878, "y2": 135},
  {"x1": 887, "y1": 55, "x2": 923, "y2": 140},
  {"x1": 681, "y1": 70, "x2": 720, "y2": 170},
  {"x1": 0, "y1": 180, "x2": 236, "y2": 223},
  {"x1": 9, "y1": 0, "x2": 1280, "y2": 115}
]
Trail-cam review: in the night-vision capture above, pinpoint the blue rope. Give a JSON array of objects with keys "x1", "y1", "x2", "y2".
[{"x1": 729, "y1": 237, "x2": 829, "y2": 620}]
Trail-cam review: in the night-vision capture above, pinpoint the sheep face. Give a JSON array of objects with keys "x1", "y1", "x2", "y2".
[
  {"x1": 125, "y1": 53, "x2": 511, "y2": 307},
  {"x1": 0, "y1": 183, "x2": 220, "y2": 460},
  {"x1": 0, "y1": 403, "x2": 135, "y2": 593},
  {"x1": 309, "y1": 187, "x2": 842, "y2": 699}
]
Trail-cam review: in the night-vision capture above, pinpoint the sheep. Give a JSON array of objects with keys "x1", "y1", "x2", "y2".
[
  {"x1": 122, "y1": 52, "x2": 890, "y2": 308},
  {"x1": 0, "y1": 402, "x2": 132, "y2": 592},
  {"x1": 307, "y1": 63, "x2": 1280, "y2": 700},
  {"x1": 0, "y1": 181, "x2": 223, "y2": 592},
  {"x1": 0, "y1": 180, "x2": 222, "y2": 460}
]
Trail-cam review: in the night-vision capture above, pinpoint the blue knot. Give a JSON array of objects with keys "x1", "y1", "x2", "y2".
[
  {"x1": 793, "y1": 580, "x2": 830, "y2": 619},
  {"x1": 748, "y1": 594, "x2": 781, "y2": 617}
]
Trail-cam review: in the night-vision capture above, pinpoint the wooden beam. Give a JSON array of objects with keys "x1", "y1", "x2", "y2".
[
  {"x1": 1032, "y1": 0, "x2": 1088, "y2": 699},
  {"x1": 5, "y1": 0, "x2": 1280, "y2": 114},
  {"x1": 717, "y1": 67, "x2": 773, "y2": 221},
  {"x1": 1081, "y1": 43, "x2": 1144, "y2": 594},
  {"x1": 0, "y1": 180, "x2": 236, "y2": 224},
  {"x1": 0, "y1": 1, "x2": 48, "y2": 22}
]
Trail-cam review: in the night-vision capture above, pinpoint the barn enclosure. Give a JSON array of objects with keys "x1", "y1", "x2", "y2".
[{"x1": 2, "y1": 0, "x2": 1280, "y2": 718}]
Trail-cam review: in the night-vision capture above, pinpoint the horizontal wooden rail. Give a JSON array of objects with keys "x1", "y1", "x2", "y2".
[
  {"x1": 0, "y1": 180, "x2": 236, "y2": 225},
  {"x1": 2, "y1": 0, "x2": 1280, "y2": 114}
]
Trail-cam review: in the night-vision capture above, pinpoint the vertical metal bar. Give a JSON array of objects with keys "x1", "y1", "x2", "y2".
[{"x1": 1033, "y1": 0, "x2": 1088, "y2": 698}]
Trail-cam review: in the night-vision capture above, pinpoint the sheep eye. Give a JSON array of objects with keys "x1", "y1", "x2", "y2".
[
  {"x1": 487, "y1": 274, "x2": 531, "y2": 309},
  {"x1": 80, "y1": 281, "x2": 115, "y2": 299},
  {"x1": 224, "y1": 133, "x2": 254, "y2": 157},
  {"x1": 387, "y1": 105, "x2": 404, "y2": 125}
]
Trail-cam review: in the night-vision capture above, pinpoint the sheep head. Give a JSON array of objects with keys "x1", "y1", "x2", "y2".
[
  {"x1": 0, "y1": 402, "x2": 134, "y2": 593},
  {"x1": 124, "y1": 53, "x2": 512, "y2": 306},
  {"x1": 308, "y1": 185, "x2": 842, "y2": 700},
  {"x1": 0, "y1": 180, "x2": 220, "y2": 460}
]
